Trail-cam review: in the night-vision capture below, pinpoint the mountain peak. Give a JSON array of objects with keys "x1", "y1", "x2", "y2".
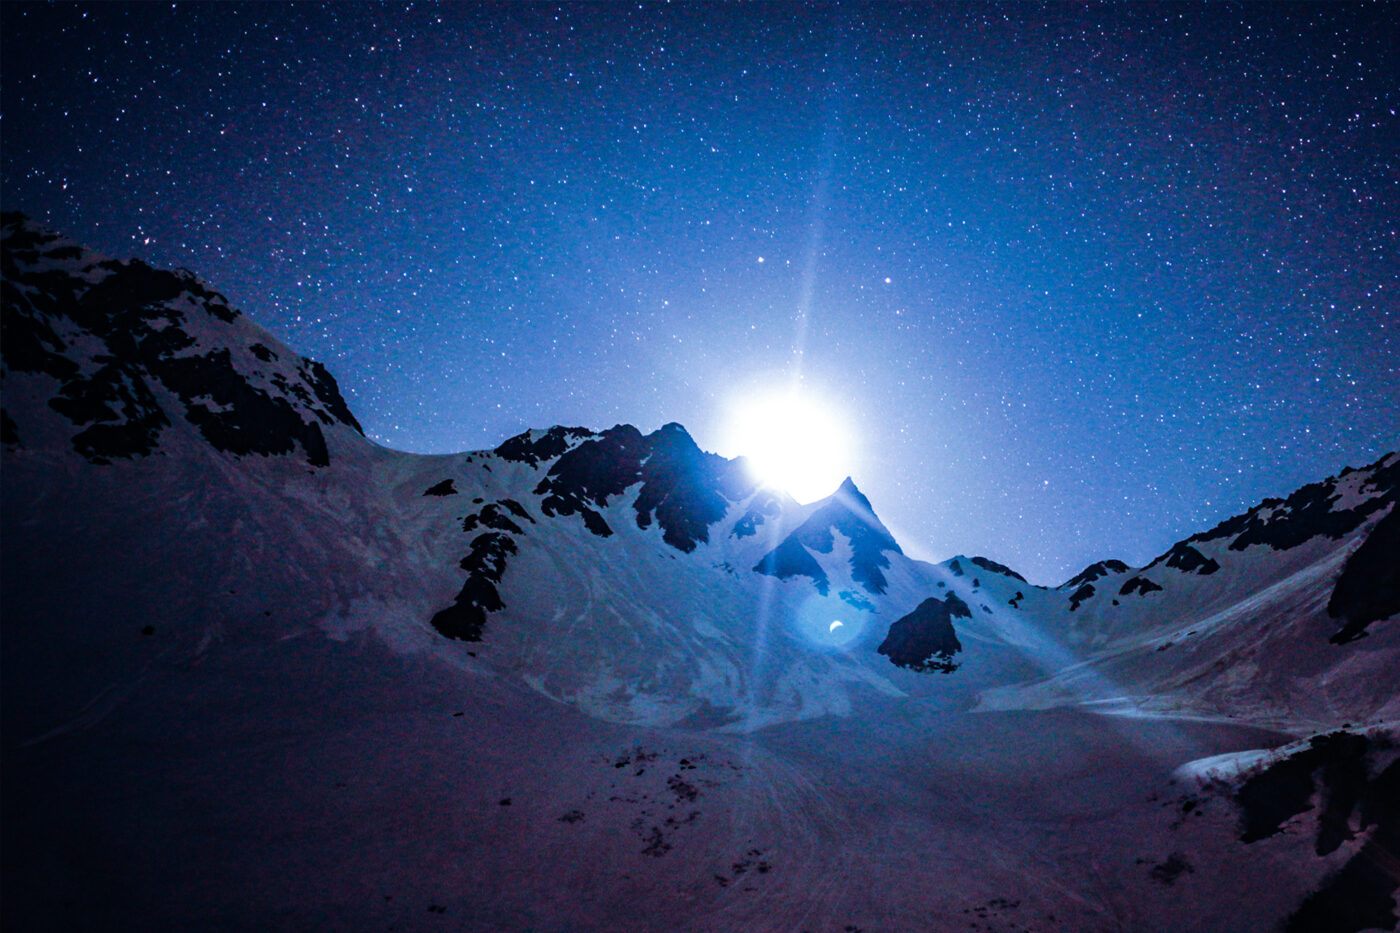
[
  {"x1": 524, "y1": 420, "x2": 753, "y2": 553},
  {"x1": 1, "y1": 214, "x2": 362, "y2": 466},
  {"x1": 646, "y1": 421, "x2": 703, "y2": 455},
  {"x1": 833, "y1": 475, "x2": 871, "y2": 506},
  {"x1": 755, "y1": 474, "x2": 902, "y2": 595}
]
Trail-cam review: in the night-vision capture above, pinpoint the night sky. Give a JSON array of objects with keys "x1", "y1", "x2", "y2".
[{"x1": 3, "y1": 2, "x2": 1396, "y2": 584}]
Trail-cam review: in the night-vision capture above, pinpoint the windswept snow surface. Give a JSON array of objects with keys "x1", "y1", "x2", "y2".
[{"x1": 4, "y1": 217, "x2": 1398, "y2": 931}]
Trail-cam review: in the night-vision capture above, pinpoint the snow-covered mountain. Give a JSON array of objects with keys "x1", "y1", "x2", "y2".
[
  {"x1": 960, "y1": 451, "x2": 1398, "y2": 730},
  {"x1": 3, "y1": 214, "x2": 1397, "y2": 931}
]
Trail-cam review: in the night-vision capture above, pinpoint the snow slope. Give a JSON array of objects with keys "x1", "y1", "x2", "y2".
[
  {"x1": 977, "y1": 453, "x2": 1400, "y2": 732},
  {"x1": 3, "y1": 215, "x2": 1397, "y2": 931}
]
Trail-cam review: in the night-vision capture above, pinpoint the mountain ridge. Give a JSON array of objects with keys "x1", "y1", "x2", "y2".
[{"x1": 4, "y1": 215, "x2": 1399, "y2": 932}]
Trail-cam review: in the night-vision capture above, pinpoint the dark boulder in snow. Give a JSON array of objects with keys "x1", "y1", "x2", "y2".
[
  {"x1": 878, "y1": 594, "x2": 968, "y2": 673},
  {"x1": 423, "y1": 479, "x2": 457, "y2": 496}
]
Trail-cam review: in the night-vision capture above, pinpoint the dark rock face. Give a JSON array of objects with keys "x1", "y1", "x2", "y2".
[
  {"x1": 1153, "y1": 542, "x2": 1221, "y2": 576},
  {"x1": 731, "y1": 489, "x2": 782, "y2": 538},
  {"x1": 1286, "y1": 756, "x2": 1399, "y2": 933},
  {"x1": 580, "y1": 509, "x2": 612, "y2": 537},
  {"x1": 969, "y1": 556, "x2": 1027, "y2": 583},
  {"x1": 1327, "y1": 506, "x2": 1400, "y2": 644},
  {"x1": 754, "y1": 478, "x2": 902, "y2": 595},
  {"x1": 1196, "y1": 453, "x2": 1398, "y2": 553},
  {"x1": 1068, "y1": 583, "x2": 1095, "y2": 611},
  {"x1": 156, "y1": 348, "x2": 334, "y2": 467},
  {"x1": 430, "y1": 425, "x2": 753, "y2": 640},
  {"x1": 298, "y1": 358, "x2": 363, "y2": 434},
  {"x1": 423, "y1": 479, "x2": 457, "y2": 497},
  {"x1": 1119, "y1": 576, "x2": 1164, "y2": 597},
  {"x1": 495, "y1": 425, "x2": 593, "y2": 467},
  {"x1": 755, "y1": 535, "x2": 830, "y2": 594},
  {"x1": 0, "y1": 213, "x2": 363, "y2": 467},
  {"x1": 534, "y1": 424, "x2": 648, "y2": 536},
  {"x1": 632, "y1": 423, "x2": 753, "y2": 553},
  {"x1": 1237, "y1": 732, "x2": 1373, "y2": 849},
  {"x1": 462, "y1": 503, "x2": 525, "y2": 534},
  {"x1": 0, "y1": 408, "x2": 19, "y2": 446},
  {"x1": 877, "y1": 594, "x2": 969, "y2": 673},
  {"x1": 1062, "y1": 559, "x2": 1130, "y2": 590},
  {"x1": 49, "y1": 359, "x2": 172, "y2": 462},
  {"x1": 430, "y1": 497, "x2": 539, "y2": 641},
  {"x1": 533, "y1": 422, "x2": 750, "y2": 551},
  {"x1": 947, "y1": 559, "x2": 965, "y2": 577},
  {"x1": 431, "y1": 532, "x2": 517, "y2": 642},
  {"x1": 1232, "y1": 731, "x2": 1400, "y2": 933}
]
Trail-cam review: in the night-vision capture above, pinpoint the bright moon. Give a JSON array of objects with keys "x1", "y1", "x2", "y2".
[{"x1": 723, "y1": 391, "x2": 852, "y2": 504}]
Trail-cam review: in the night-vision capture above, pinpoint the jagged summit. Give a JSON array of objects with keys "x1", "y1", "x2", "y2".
[
  {"x1": 1060, "y1": 559, "x2": 1130, "y2": 591},
  {"x1": 753, "y1": 475, "x2": 901, "y2": 595},
  {"x1": 1, "y1": 213, "x2": 361, "y2": 468},
  {"x1": 1193, "y1": 449, "x2": 1399, "y2": 552},
  {"x1": 833, "y1": 474, "x2": 862, "y2": 497},
  {"x1": 494, "y1": 424, "x2": 594, "y2": 466},
  {"x1": 493, "y1": 420, "x2": 758, "y2": 552},
  {"x1": 939, "y1": 554, "x2": 1030, "y2": 585},
  {"x1": 1055, "y1": 451, "x2": 1399, "y2": 636}
]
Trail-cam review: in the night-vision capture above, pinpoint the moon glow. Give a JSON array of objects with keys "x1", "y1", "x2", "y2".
[{"x1": 721, "y1": 389, "x2": 852, "y2": 504}]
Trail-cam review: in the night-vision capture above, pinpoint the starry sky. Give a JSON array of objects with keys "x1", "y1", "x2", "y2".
[{"x1": 3, "y1": 2, "x2": 1397, "y2": 584}]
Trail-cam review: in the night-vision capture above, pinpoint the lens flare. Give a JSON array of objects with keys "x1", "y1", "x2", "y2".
[{"x1": 722, "y1": 390, "x2": 852, "y2": 503}]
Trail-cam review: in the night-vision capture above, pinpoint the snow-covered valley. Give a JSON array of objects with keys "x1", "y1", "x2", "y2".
[{"x1": 3, "y1": 214, "x2": 1397, "y2": 931}]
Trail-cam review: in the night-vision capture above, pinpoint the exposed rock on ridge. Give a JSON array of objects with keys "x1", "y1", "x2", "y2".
[
  {"x1": 1, "y1": 212, "x2": 362, "y2": 467},
  {"x1": 754, "y1": 477, "x2": 902, "y2": 595}
]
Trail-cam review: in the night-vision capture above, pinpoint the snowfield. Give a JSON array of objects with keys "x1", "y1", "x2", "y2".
[{"x1": 3, "y1": 214, "x2": 1397, "y2": 931}]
